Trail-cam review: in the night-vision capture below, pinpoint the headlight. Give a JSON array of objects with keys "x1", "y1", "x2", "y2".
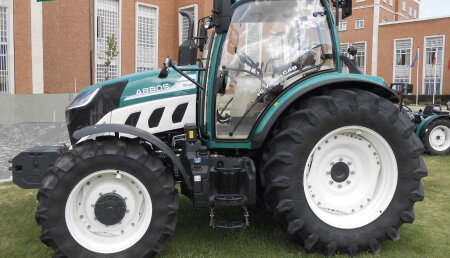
[{"x1": 67, "y1": 88, "x2": 100, "y2": 110}]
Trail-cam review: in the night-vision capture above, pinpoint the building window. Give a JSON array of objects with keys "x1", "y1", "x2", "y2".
[
  {"x1": 423, "y1": 36, "x2": 444, "y2": 95},
  {"x1": 409, "y1": 7, "x2": 412, "y2": 16},
  {"x1": 339, "y1": 20, "x2": 347, "y2": 31},
  {"x1": 355, "y1": 18, "x2": 364, "y2": 29},
  {"x1": 136, "y1": 3, "x2": 158, "y2": 73},
  {"x1": 390, "y1": 0, "x2": 393, "y2": 6},
  {"x1": 414, "y1": 9, "x2": 417, "y2": 18},
  {"x1": 179, "y1": 5, "x2": 198, "y2": 46},
  {"x1": 383, "y1": 0, "x2": 386, "y2": 3},
  {"x1": 0, "y1": 5, "x2": 11, "y2": 94},
  {"x1": 382, "y1": 17, "x2": 387, "y2": 23},
  {"x1": 95, "y1": 0, "x2": 120, "y2": 83},
  {"x1": 340, "y1": 43, "x2": 349, "y2": 74},
  {"x1": 402, "y1": 1, "x2": 406, "y2": 11},
  {"x1": 245, "y1": 23, "x2": 262, "y2": 68},
  {"x1": 394, "y1": 39, "x2": 412, "y2": 83},
  {"x1": 353, "y1": 42, "x2": 366, "y2": 74}
]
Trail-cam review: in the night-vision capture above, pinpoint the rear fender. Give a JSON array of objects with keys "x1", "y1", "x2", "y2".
[
  {"x1": 73, "y1": 124, "x2": 192, "y2": 190},
  {"x1": 416, "y1": 115, "x2": 450, "y2": 138},
  {"x1": 251, "y1": 73, "x2": 398, "y2": 149}
]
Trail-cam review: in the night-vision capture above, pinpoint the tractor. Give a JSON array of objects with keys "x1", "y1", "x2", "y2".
[
  {"x1": 392, "y1": 83, "x2": 450, "y2": 155},
  {"x1": 10, "y1": 0, "x2": 428, "y2": 257}
]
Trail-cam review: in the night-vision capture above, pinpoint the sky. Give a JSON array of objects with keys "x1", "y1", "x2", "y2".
[{"x1": 419, "y1": 0, "x2": 450, "y2": 18}]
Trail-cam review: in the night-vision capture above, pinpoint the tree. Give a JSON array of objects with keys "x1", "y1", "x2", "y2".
[{"x1": 103, "y1": 34, "x2": 119, "y2": 81}]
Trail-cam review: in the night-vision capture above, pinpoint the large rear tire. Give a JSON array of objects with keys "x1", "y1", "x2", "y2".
[
  {"x1": 36, "y1": 138, "x2": 178, "y2": 257},
  {"x1": 262, "y1": 89, "x2": 427, "y2": 256}
]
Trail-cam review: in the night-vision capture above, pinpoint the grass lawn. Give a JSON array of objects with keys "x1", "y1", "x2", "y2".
[{"x1": 1, "y1": 155, "x2": 449, "y2": 257}]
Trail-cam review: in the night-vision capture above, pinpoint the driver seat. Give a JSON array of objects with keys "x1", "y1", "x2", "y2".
[{"x1": 422, "y1": 105, "x2": 434, "y2": 118}]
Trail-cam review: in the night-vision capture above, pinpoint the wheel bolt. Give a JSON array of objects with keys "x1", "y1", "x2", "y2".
[
  {"x1": 326, "y1": 171, "x2": 331, "y2": 175},
  {"x1": 87, "y1": 181, "x2": 90, "y2": 186},
  {"x1": 138, "y1": 191, "x2": 142, "y2": 195},
  {"x1": 87, "y1": 225, "x2": 91, "y2": 229},
  {"x1": 312, "y1": 194, "x2": 315, "y2": 198},
  {"x1": 351, "y1": 171, "x2": 355, "y2": 175},
  {"x1": 367, "y1": 198, "x2": 371, "y2": 202},
  {"x1": 338, "y1": 184, "x2": 342, "y2": 188},
  {"x1": 318, "y1": 147, "x2": 321, "y2": 150},
  {"x1": 126, "y1": 210, "x2": 130, "y2": 213},
  {"x1": 132, "y1": 223, "x2": 135, "y2": 227},
  {"x1": 330, "y1": 162, "x2": 335, "y2": 166},
  {"x1": 121, "y1": 230, "x2": 124, "y2": 234},
  {"x1": 360, "y1": 205, "x2": 364, "y2": 208},
  {"x1": 347, "y1": 162, "x2": 352, "y2": 165},
  {"x1": 339, "y1": 158, "x2": 343, "y2": 162},
  {"x1": 91, "y1": 204, "x2": 95, "y2": 208},
  {"x1": 99, "y1": 192, "x2": 103, "y2": 196},
  {"x1": 318, "y1": 202, "x2": 321, "y2": 205},
  {"x1": 94, "y1": 217, "x2": 97, "y2": 221},
  {"x1": 347, "y1": 180, "x2": 351, "y2": 184},
  {"x1": 124, "y1": 197, "x2": 127, "y2": 201},
  {"x1": 308, "y1": 185, "x2": 312, "y2": 189},
  {"x1": 329, "y1": 180, "x2": 334, "y2": 184},
  {"x1": 112, "y1": 189, "x2": 116, "y2": 193},
  {"x1": 80, "y1": 215, "x2": 83, "y2": 219}
]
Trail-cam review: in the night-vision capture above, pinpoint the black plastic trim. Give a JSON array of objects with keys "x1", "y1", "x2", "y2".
[
  {"x1": 251, "y1": 77, "x2": 399, "y2": 149},
  {"x1": 148, "y1": 107, "x2": 165, "y2": 128},
  {"x1": 172, "y1": 103, "x2": 188, "y2": 123},
  {"x1": 73, "y1": 124, "x2": 192, "y2": 190},
  {"x1": 125, "y1": 112, "x2": 141, "y2": 127}
]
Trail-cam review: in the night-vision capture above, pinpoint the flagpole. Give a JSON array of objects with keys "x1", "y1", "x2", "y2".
[
  {"x1": 433, "y1": 56, "x2": 437, "y2": 105},
  {"x1": 416, "y1": 47, "x2": 419, "y2": 106}
]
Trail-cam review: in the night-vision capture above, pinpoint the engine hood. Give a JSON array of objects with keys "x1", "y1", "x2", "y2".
[
  {"x1": 66, "y1": 65, "x2": 199, "y2": 144},
  {"x1": 80, "y1": 65, "x2": 199, "y2": 107}
]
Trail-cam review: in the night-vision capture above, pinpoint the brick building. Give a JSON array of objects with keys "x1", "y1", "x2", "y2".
[{"x1": 1, "y1": 0, "x2": 449, "y2": 96}]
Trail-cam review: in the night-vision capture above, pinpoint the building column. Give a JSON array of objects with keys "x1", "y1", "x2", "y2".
[
  {"x1": 371, "y1": 0, "x2": 380, "y2": 76},
  {"x1": 31, "y1": 0, "x2": 44, "y2": 94}
]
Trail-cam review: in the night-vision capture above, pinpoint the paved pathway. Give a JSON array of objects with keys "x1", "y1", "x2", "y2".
[{"x1": 0, "y1": 123, "x2": 69, "y2": 181}]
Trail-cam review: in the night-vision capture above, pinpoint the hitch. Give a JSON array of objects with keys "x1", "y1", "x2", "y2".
[{"x1": 209, "y1": 206, "x2": 250, "y2": 229}]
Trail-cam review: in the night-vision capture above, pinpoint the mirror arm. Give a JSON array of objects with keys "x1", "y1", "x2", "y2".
[{"x1": 170, "y1": 64, "x2": 205, "y2": 90}]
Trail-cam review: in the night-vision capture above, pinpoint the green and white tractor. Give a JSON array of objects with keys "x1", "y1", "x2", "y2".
[{"x1": 11, "y1": 0, "x2": 428, "y2": 257}]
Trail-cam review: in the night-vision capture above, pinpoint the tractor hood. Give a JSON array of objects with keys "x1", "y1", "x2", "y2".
[{"x1": 66, "y1": 66, "x2": 199, "y2": 144}]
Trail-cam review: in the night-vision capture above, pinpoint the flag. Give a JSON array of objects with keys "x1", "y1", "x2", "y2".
[
  {"x1": 432, "y1": 51, "x2": 437, "y2": 68},
  {"x1": 410, "y1": 50, "x2": 419, "y2": 68}
]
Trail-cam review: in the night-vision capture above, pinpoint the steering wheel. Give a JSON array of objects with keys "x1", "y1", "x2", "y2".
[{"x1": 233, "y1": 47, "x2": 258, "y2": 69}]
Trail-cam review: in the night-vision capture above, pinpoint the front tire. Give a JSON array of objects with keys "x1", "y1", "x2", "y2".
[
  {"x1": 36, "y1": 138, "x2": 178, "y2": 257},
  {"x1": 422, "y1": 119, "x2": 450, "y2": 155},
  {"x1": 262, "y1": 89, "x2": 427, "y2": 256}
]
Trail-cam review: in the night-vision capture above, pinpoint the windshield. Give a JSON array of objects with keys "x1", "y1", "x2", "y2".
[{"x1": 215, "y1": 0, "x2": 335, "y2": 139}]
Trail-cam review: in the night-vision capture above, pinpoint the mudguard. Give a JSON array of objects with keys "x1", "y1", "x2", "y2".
[
  {"x1": 251, "y1": 73, "x2": 398, "y2": 149},
  {"x1": 73, "y1": 124, "x2": 192, "y2": 190}
]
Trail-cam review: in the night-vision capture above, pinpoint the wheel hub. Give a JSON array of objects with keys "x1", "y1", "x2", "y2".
[
  {"x1": 330, "y1": 162, "x2": 350, "y2": 183},
  {"x1": 94, "y1": 193, "x2": 126, "y2": 226}
]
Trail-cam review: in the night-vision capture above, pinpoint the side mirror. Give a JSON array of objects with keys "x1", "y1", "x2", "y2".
[
  {"x1": 158, "y1": 57, "x2": 172, "y2": 79},
  {"x1": 178, "y1": 10, "x2": 198, "y2": 66},
  {"x1": 212, "y1": 0, "x2": 232, "y2": 34},
  {"x1": 342, "y1": 0, "x2": 353, "y2": 19}
]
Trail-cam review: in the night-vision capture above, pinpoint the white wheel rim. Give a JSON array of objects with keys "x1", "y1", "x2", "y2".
[
  {"x1": 65, "y1": 170, "x2": 152, "y2": 253},
  {"x1": 303, "y1": 126, "x2": 398, "y2": 229},
  {"x1": 429, "y1": 125, "x2": 450, "y2": 152}
]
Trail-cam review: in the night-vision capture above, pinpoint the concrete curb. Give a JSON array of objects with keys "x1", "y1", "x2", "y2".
[{"x1": 0, "y1": 176, "x2": 12, "y2": 184}]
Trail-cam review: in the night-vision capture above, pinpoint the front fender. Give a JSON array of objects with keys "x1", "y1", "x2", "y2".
[
  {"x1": 73, "y1": 124, "x2": 192, "y2": 190},
  {"x1": 416, "y1": 115, "x2": 449, "y2": 138},
  {"x1": 251, "y1": 72, "x2": 398, "y2": 149}
]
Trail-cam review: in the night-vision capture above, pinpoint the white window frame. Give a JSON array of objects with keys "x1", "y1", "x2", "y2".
[
  {"x1": 414, "y1": 9, "x2": 417, "y2": 18},
  {"x1": 94, "y1": 0, "x2": 122, "y2": 84},
  {"x1": 409, "y1": 7, "x2": 412, "y2": 16},
  {"x1": 392, "y1": 38, "x2": 413, "y2": 84},
  {"x1": 402, "y1": 1, "x2": 406, "y2": 11},
  {"x1": 0, "y1": 0, "x2": 14, "y2": 94},
  {"x1": 355, "y1": 18, "x2": 364, "y2": 29},
  {"x1": 339, "y1": 20, "x2": 347, "y2": 31},
  {"x1": 390, "y1": 0, "x2": 393, "y2": 6},
  {"x1": 135, "y1": 2, "x2": 159, "y2": 73},
  {"x1": 353, "y1": 41, "x2": 367, "y2": 75},
  {"x1": 178, "y1": 4, "x2": 198, "y2": 46},
  {"x1": 422, "y1": 35, "x2": 446, "y2": 95}
]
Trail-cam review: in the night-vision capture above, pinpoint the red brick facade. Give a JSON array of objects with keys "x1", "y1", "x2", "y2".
[{"x1": 8, "y1": 0, "x2": 450, "y2": 96}]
